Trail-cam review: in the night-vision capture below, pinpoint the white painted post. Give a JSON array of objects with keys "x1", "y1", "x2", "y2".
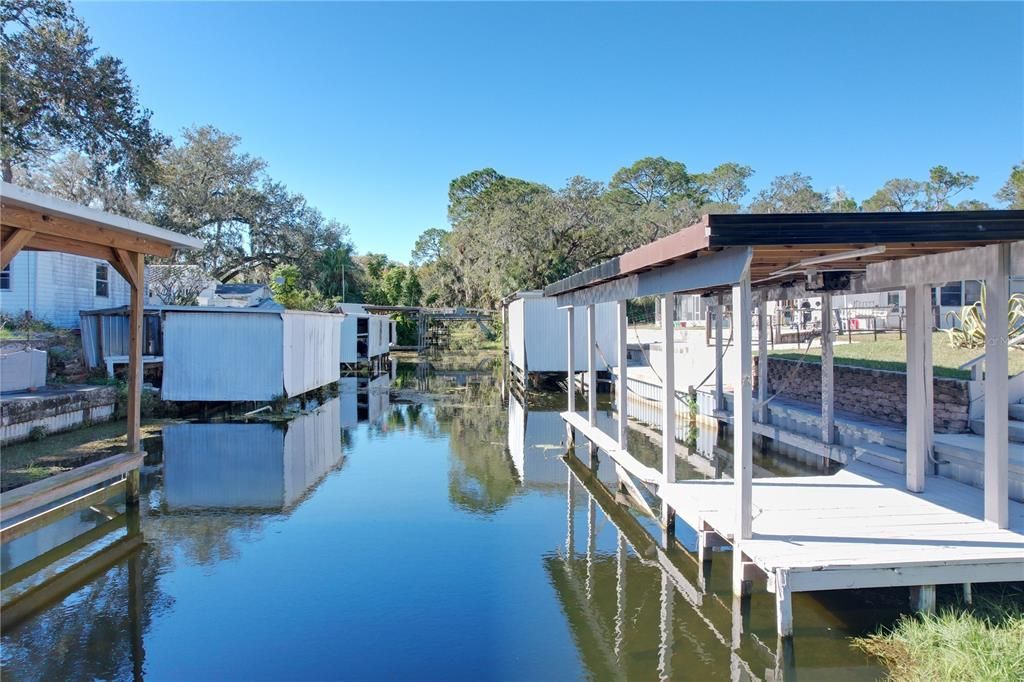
[
  {"x1": 906, "y1": 285, "x2": 931, "y2": 493},
  {"x1": 985, "y1": 244, "x2": 1010, "y2": 528},
  {"x1": 820, "y1": 293, "x2": 834, "y2": 446},
  {"x1": 617, "y1": 300, "x2": 628, "y2": 450},
  {"x1": 715, "y1": 293, "x2": 725, "y2": 412},
  {"x1": 757, "y1": 296, "x2": 768, "y2": 424},
  {"x1": 587, "y1": 304, "x2": 597, "y2": 427},
  {"x1": 733, "y1": 272, "x2": 753, "y2": 541},
  {"x1": 775, "y1": 569, "x2": 793, "y2": 638},
  {"x1": 615, "y1": 531, "x2": 626, "y2": 659},
  {"x1": 911, "y1": 585, "x2": 936, "y2": 614},
  {"x1": 567, "y1": 306, "x2": 576, "y2": 414},
  {"x1": 659, "y1": 571, "x2": 674, "y2": 681},
  {"x1": 566, "y1": 470, "x2": 575, "y2": 556},
  {"x1": 661, "y1": 294, "x2": 676, "y2": 491},
  {"x1": 586, "y1": 494, "x2": 596, "y2": 600}
]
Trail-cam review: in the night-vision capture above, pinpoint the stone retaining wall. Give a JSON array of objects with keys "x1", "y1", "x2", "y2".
[
  {"x1": 754, "y1": 357, "x2": 970, "y2": 433},
  {"x1": 1, "y1": 385, "x2": 118, "y2": 445}
]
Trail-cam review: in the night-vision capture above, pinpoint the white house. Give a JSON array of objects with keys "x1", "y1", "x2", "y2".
[
  {"x1": 0, "y1": 251, "x2": 130, "y2": 327},
  {"x1": 197, "y1": 283, "x2": 274, "y2": 308}
]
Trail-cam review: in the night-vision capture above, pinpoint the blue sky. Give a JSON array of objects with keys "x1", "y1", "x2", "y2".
[{"x1": 75, "y1": 2, "x2": 1023, "y2": 262}]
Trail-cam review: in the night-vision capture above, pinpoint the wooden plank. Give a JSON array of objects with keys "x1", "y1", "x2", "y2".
[
  {"x1": 985, "y1": 244, "x2": 1011, "y2": 527},
  {"x1": 13, "y1": 229, "x2": 118, "y2": 262},
  {"x1": 866, "y1": 242, "x2": 1021, "y2": 290},
  {"x1": 113, "y1": 248, "x2": 142, "y2": 290},
  {"x1": 0, "y1": 453, "x2": 142, "y2": 522},
  {"x1": 561, "y1": 412, "x2": 662, "y2": 484},
  {"x1": 757, "y1": 298, "x2": 768, "y2": 423},
  {"x1": 715, "y1": 294, "x2": 725, "y2": 411},
  {"x1": 0, "y1": 204, "x2": 174, "y2": 257},
  {"x1": 786, "y1": 560, "x2": 1023, "y2": 593},
  {"x1": 905, "y1": 284, "x2": 929, "y2": 492},
  {"x1": 0, "y1": 480, "x2": 125, "y2": 544},
  {"x1": 127, "y1": 252, "x2": 144, "y2": 463},
  {"x1": 820, "y1": 292, "x2": 834, "y2": 445},
  {"x1": 1, "y1": 513, "x2": 126, "y2": 588},
  {"x1": 732, "y1": 270, "x2": 753, "y2": 541},
  {"x1": 661, "y1": 293, "x2": 676, "y2": 532},
  {"x1": 0, "y1": 227, "x2": 34, "y2": 268}
]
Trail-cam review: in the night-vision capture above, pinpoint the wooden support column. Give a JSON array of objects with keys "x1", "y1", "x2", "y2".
[
  {"x1": 905, "y1": 284, "x2": 932, "y2": 493},
  {"x1": 616, "y1": 300, "x2": 628, "y2": 450},
  {"x1": 661, "y1": 294, "x2": 676, "y2": 533},
  {"x1": 125, "y1": 251, "x2": 144, "y2": 505},
  {"x1": 985, "y1": 244, "x2": 1011, "y2": 528},
  {"x1": 774, "y1": 568, "x2": 793, "y2": 638},
  {"x1": 733, "y1": 272, "x2": 753, "y2": 541},
  {"x1": 715, "y1": 293, "x2": 725, "y2": 412},
  {"x1": 587, "y1": 304, "x2": 597, "y2": 427},
  {"x1": 567, "y1": 306, "x2": 576, "y2": 414},
  {"x1": 757, "y1": 296, "x2": 768, "y2": 423},
  {"x1": 1, "y1": 227, "x2": 34, "y2": 269},
  {"x1": 820, "y1": 293, "x2": 834, "y2": 444}
]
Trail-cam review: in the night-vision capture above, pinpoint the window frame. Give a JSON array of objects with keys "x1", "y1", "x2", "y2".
[
  {"x1": 0, "y1": 264, "x2": 10, "y2": 291},
  {"x1": 95, "y1": 263, "x2": 110, "y2": 298}
]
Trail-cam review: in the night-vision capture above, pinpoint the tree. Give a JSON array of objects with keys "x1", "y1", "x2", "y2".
[
  {"x1": 607, "y1": 156, "x2": 699, "y2": 242},
  {"x1": 13, "y1": 149, "x2": 145, "y2": 216},
  {"x1": 827, "y1": 188, "x2": 858, "y2": 213},
  {"x1": 314, "y1": 245, "x2": 360, "y2": 301},
  {"x1": 748, "y1": 173, "x2": 827, "y2": 213},
  {"x1": 995, "y1": 162, "x2": 1024, "y2": 209},
  {"x1": 861, "y1": 178, "x2": 925, "y2": 212},
  {"x1": 411, "y1": 227, "x2": 448, "y2": 266},
  {"x1": 1, "y1": 0, "x2": 166, "y2": 189},
  {"x1": 268, "y1": 264, "x2": 333, "y2": 311},
  {"x1": 923, "y1": 165, "x2": 978, "y2": 210},
  {"x1": 695, "y1": 162, "x2": 754, "y2": 212}
]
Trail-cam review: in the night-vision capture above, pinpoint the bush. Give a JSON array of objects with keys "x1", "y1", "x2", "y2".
[{"x1": 28, "y1": 425, "x2": 47, "y2": 441}]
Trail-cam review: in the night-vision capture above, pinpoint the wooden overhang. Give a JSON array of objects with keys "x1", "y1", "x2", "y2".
[
  {"x1": 542, "y1": 210, "x2": 1024, "y2": 299},
  {"x1": 0, "y1": 182, "x2": 202, "y2": 273}
]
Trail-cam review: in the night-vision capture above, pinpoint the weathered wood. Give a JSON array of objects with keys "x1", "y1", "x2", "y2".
[
  {"x1": 820, "y1": 292, "x2": 834, "y2": 445},
  {"x1": 1, "y1": 513, "x2": 125, "y2": 588},
  {"x1": 1, "y1": 203, "x2": 174, "y2": 257},
  {"x1": 587, "y1": 304, "x2": 597, "y2": 427},
  {"x1": 905, "y1": 284, "x2": 931, "y2": 493},
  {"x1": 113, "y1": 248, "x2": 142, "y2": 290},
  {"x1": 715, "y1": 293, "x2": 725, "y2": 411},
  {"x1": 127, "y1": 251, "x2": 144, "y2": 462},
  {"x1": 660, "y1": 294, "x2": 676, "y2": 535},
  {"x1": 774, "y1": 569, "x2": 793, "y2": 637},
  {"x1": 733, "y1": 270, "x2": 753, "y2": 541},
  {"x1": 0, "y1": 452, "x2": 142, "y2": 522},
  {"x1": 985, "y1": 244, "x2": 1010, "y2": 528},
  {"x1": 616, "y1": 300, "x2": 628, "y2": 449},
  {"x1": 0, "y1": 480, "x2": 125, "y2": 544},
  {"x1": 866, "y1": 241, "x2": 1024, "y2": 290},
  {"x1": 566, "y1": 306, "x2": 576, "y2": 414},
  {"x1": 757, "y1": 298, "x2": 768, "y2": 423},
  {"x1": 0, "y1": 227, "x2": 34, "y2": 268}
]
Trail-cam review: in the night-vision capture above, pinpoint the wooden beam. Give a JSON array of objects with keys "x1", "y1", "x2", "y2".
[
  {"x1": 126, "y1": 250, "x2": 144, "y2": 506},
  {"x1": 821, "y1": 293, "x2": 834, "y2": 444},
  {"x1": 905, "y1": 284, "x2": 932, "y2": 493},
  {"x1": 0, "y1": 480, "x2": 124, "y2": 544},
  {"x1": 616, "y1": 300, "x2": 628, "y2": 450},
  {"x1": 587, "y1": 304, "x2": 597, "y2": 427},
  {"x1": 567, "y1": 306, "x2": 576, "y2": 414},
  {"x1": 661, "y1": 294, "x2": 676, "y2": 488},
  {"x1": 1, "y1": 204, "x2": 173, "y2": 257},
  {"x1": 733, "y1": 269, "x2": 754, "y2": 541},
  {"x1": 715, "y1": 294, "x2": 725, "y2": 412},
  {"x1": 10, "y1": 229, "x2": 118, "y2": 262},
  {"x1": 866, "y1": 242, "x2": 1024, "y2": 290},
  {"x1": 0, "y1": 227, "x2": 34, "y2": 268},
  {"x1": 757, "y1": 297, "x2": 768, "y2": 423},
  {"x1": 113, "y1": 248, "x2": 142, "y2": 289},
  {"x1": 985, "y1": 244, "x2": 1010, "y2": 528}
]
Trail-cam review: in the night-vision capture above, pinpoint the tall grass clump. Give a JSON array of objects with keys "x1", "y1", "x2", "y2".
[{"x1": 855, "y1": 598, "x2": 1024, "y2": 681}]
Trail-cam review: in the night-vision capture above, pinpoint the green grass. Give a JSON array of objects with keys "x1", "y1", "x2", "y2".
[
  {"x1": 770, "y1": 331, "x2": 1024, "y2": 379},
  {"x1": 855, "y1": 597, "x2": 1024, "y2": 682},
  {"x1": 1, "y1": 418, "x2": 169, "y2": 491}
]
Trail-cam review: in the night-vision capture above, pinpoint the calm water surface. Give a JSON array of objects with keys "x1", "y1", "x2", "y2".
[{"x1": 1, "y1": 357, "x2": 901, "y2": 680}]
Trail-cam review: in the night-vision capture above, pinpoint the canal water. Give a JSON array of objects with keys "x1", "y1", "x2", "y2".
[{"x1": 2, "y1": 357, "x2": 905, "y2": 680}]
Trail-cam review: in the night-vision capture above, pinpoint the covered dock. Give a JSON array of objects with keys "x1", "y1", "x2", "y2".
[{"x1": 543, "y1": 209, "x2": 1024, "y2": 637}]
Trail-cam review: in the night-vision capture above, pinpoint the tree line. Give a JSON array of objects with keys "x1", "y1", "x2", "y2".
[{"x1": 413, "y1": 160, "x2": 1024, "y2": 309}]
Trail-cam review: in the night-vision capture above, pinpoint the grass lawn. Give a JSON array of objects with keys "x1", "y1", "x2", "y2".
[
  {"x1": 855, "y1": 594, "x2": 1024, "y2": 682},
  {"x1": 770, "y1": 331, "x2": 1024, "y2": 379},
  {"x1": 1, "y1": 418, "x2": 169, "y2": 492}
]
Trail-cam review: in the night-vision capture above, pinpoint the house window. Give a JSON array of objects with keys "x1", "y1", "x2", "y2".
[
  {"x1": 887, "y1": 292, "x2": 900, "y2": 309},
  {"x1": 939, "y1": 282, "x2": 963, "y2": 307},
  {"x1": 0, "y1": 265, "x2": 10, "y2": 290},
  {"x1": 95, "y1": 264, "x2": 109, "y2": 297},
  {"x1": 964, "y1": 280, "x2": 982, "y2": 306}
]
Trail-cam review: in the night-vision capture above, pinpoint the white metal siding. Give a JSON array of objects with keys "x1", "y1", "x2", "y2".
[
  {"x1": 282, "y1": 312, "x2": 341, "y2": 397},
  {"x1": 0, "y1": 251, "x2": 129, "y2": 328},
  {"x1": 339, "y1": 314, "x2": 360, "y2": 363},
  {"x1": 161, "y1": 311, "x2": 284, "y2": 401},
  {"x1": 509, "y1": 295, "x2": 619, "y2": 373},
  {"x1": 368, "y1": 315, "x2": 389, "y2": 358}
]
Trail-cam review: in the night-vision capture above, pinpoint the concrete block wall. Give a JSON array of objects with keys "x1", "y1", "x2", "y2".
[{"x1": 755, "y1": 357, "x2": 970, "y2": 433}]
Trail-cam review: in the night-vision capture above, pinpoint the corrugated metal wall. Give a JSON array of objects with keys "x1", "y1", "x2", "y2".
[
  {"x1": 368, "y1": 316, "x2": 390, "y2": 358},
  {"x1": 339, "y1": 315, "x2": 360, "y2": 363},
  {"x1": 79, "y1": 311, "x2": 162, "y2": 369},
  {"x1": 282, "y1": 398, "x2": 344, "y2": 504},
  {"x1": 161, "y1": 311, "x2": 284, "y2": 401},
  {"x1": 282, "y1": 312, "x2": 340, "y2": 397},
  {"x1": 509, "y1": 296, "x2": 619, "y2": 373}
]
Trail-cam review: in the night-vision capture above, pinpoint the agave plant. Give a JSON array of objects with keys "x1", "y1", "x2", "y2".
[{"x1": 945, "y1": 284, "x2": 1024, "y2": 349}]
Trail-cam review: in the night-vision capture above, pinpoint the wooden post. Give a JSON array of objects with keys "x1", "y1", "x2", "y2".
[
  {"x1": 126, "y1": 251, "x2": 144, "y2": 505},
  {"x1": 661, "y1": 294, "x2": 676, "y2": 533},
  {"x1": 566, "y1": 469, "x2": 575, "y2": 556},
  {"x1": 985, "y1": 244, "x2": 1010, "y2": 528},
  {"x1": 587, "y1": 304, "x2": 597, "y2": 427},
  {"x1": 733, "y1": 272, "x2": 753, "y2": 541},
  {"x1": 567, "y1": 306, "x2": 576, "y2": 414},
  {"x1": 715, "y1": 293, "x2": 725, "y2": 412},
  {"x1": 586, "y1": 493, "x2": 596, "y2": 599},
  {"x1": 820, "y1": 293, "x2": 834, "y2": 445},
  {"x1": 757, "y1": 296, "x2": 768, "y2": 424},
  {"x1": 910, "y1": 585, "x2": 936, "y2": 613},
  {"x1": 659, "y1": 571, "x2": 674, "y2": 681},
  {"x1": 905, "y1": 284, "x2": 931, "y2": 493},
  {"x1": 775, "y1": 568, "x2": 793, "y2": 638},
  {"x1": 616, "y1": 300, "x2": 628, "y2": 450}
]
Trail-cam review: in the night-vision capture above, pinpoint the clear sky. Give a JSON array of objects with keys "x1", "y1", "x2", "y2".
[{"x1": 75, "y1": 1, "x2": 1023, "y2": 262}]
